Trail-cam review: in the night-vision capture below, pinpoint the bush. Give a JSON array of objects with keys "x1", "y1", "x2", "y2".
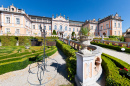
[
  {"x1": 101, "y1": 55, "x2": 130, "y2": 86},
  {"x1": 102, "y1": 53, "x2": 130, "y2": 70},
  {"x1": 71, "y1": 32, "x2": 75, "y2": 37},
  {"x1": 1, "y1": 36, "x2": 17, "y2": 46},
  {"x1": 0, "y1": 46, "x2": 57, "y2": 75},
  {"x1": 56, "y1": 40, "x2": 77, "y2": 80},
  {"x1": 32, "y1": 50, "x2": 35, "y2": 53},
  {"x1": 52, "y1": 30, "x2": 57, "y2": 35},
  {"x1": 91, "y1": 41, "x2": 130, "y2": 53}
]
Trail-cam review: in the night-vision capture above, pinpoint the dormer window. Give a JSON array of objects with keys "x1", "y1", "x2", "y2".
[{"x1": 12, "y1": 8, "x2": 14, "y2": 11}]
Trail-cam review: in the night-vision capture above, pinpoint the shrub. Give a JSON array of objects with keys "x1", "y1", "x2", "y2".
[
  {"x1": 52, "y1": 30, "x2": 57, "y2": 35},
  {"x1": 101, "y1": 55, "x2": 130, "y2": 86},
  {"x1": 32, "y1": 50, "x2": 35, "y2": 53},
  {"x1": 91, "y1": 41, "x2": 130, "y2": 53},
  {"x1": 0, "y1": 46, "x2": 57, "y2": 75},
  {"x1": 56, "y1": 40, "x2": 77, "y2": 80},
  {"x1": 102, "y1": 53, "x2": 130, "y2": 70},
  {"x1": 71, "y1": 32, "x2": 75, "y2": 37}
]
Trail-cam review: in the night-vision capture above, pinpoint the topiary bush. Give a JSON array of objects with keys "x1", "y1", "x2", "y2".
[
  {"x1": 101, "y1": 55, "x2": 130, "y2": 86},
  {"x1": 52, "y1": 30, "x2": 57, "y2": 35}
]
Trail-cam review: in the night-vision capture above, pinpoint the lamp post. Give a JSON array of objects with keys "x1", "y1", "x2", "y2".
[
  {"x1": 40, "y1": 24, "x2": 47, "y2": 62},
  {"x1": 28, "y1": 24, "x2": 58, "y2": 86}
]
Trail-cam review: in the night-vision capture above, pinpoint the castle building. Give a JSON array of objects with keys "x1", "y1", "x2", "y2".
[
  {"x1": 83, "y1": 13, "x2": 123, "y2": 37},
  {"x1": 0, "y1": 4, "x2": 123, "y2": 37}
]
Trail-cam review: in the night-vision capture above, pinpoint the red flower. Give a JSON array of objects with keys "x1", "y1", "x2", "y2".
[
  {"x1": 124, "y1": 68, "x2": 128, "y2": 71},
  {"x1": 120, "y1": 68, "x2": 122, "y2": 70}
]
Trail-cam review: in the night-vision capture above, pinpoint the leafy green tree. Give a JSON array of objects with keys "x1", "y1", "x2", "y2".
[
  {"x1": 80, "y1": 27, "x2": 90, "y2": 36},
  {"x1": 52, "y1": 30, "x2": 57, "y2": 35},
  {"x1": 72, "y1": 32, "x2": 75, "y2": 36}
]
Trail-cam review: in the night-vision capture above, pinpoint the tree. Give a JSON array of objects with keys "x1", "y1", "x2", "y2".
[
  {"x1": 71, "y1": 32, "x2": 75, "y2": 37},
  {"x1": 52, "y1": 30, "x2": 57, "y2": 35}
]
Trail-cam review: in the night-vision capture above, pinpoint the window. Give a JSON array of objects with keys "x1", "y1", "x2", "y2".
[
  {"x1": 12, "y1": 8, "x2": 14, "y2": 11},
  {"x1": 118, "y1": 31, "x2": 120, "y2": 35},
  {"x1": 49, "y1": 26, "x2": 51, "y2": 30},
  {"x1": 101, "y1": 26, "x2": 103, "y2": 30},
  {"x1": 69, "y1": 28, "x2": 71, "y2": 31},
  {"x1": 114, "y1": 31, "x2": 116, "y2": 35},
  {"x1": 54, "y1": 25, "x2": 57, "y2": 30},
  {"x1": 106, "y1": 24, "x2": 109, "y2": 28},
  {"x1": 38, "y1": 25, "x2": 41, "y2": 29},
  {"x1": 77, "y1": 28, "x2": 78, "y2": 32},
  {"x1": 49, "y1": 33, "x2": 51, "y2": 36},
  {"x1": 73, "y1": 28, "x2": 75, "y2": 32},
  {"x1": 6, "y1": 17, "x2": 10, "y2": 23},
  {"x1": 15, "y1": 29, "x2": 20, "y2": 34},
  {"x1": 65, "y1": 26, "x2": 67, "y2": 31},
  {"x1": 16, "y1": 18, "x2": 20, "y2": 24},
  {"x1": 118, "y1": 23, "x2": 120, "y2": 28},
  {"x1": 114, "y1": 23, "x2": 116, "y2": 27},
  {"x1": 6, "y1": 28, "x2": 10, "y2": 33},
  {"x1": 44, "y1": 26, "x2": 46, "y2": 30},
  {"x1": 91, "y1": 26, "x2": 93, "y2": 30},
  {"x1": 96, "y1": 26, "x2": 97, "y2": 30},
  {"x1": 60, "y1": 25, "x2": 62, "y2": 30},
  {"x1": 33, "y1": 25, "x2": 35, "y2": 29}
]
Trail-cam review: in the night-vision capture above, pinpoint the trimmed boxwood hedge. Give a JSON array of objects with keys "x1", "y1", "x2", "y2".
[
  {"x1": 56, "y1": 40, "x2": 77, "y2": 80},
  {"x1": 101, "y1": 56, "x2": 130, "y2": 86},
  {"x1": 91, "y1": 41, "x2": 130, "y2": 53},
  {"x1": 102, "y1": 53, "x2": 130, "y2": 70},
  {"x1": 0, "y1": 46, "x2": 57, "y2": 75}
]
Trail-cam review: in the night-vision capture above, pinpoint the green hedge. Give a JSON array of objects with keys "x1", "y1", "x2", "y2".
[
  {"x1": 102, "y1": 53, "x2": 130, "y2": 70},
  {"x1": 101, "y1": 55, "x2": 130, "y2": 86},
  {"x1": 0, "y1": 46, "x2": 57, "y2": 75},
  {"x1": 91, "y1": 42, "x2": 130, "y2": 53},
  {"x1": 0, "y1": 36, "x2": 59, "y2": 46},
  {"x1": 56, "y1": 40, "x2": 77, "y2": 80}
]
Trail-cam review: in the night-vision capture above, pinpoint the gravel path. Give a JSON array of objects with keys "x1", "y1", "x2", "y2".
[
  {"x1": 0, "y1": 50, "x2": 72, "y2": 86},
  {"x1": 102, "y1": 47, "x2": 130, "y2": 64}
]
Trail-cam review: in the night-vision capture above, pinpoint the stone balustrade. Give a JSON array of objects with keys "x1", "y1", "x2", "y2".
[
  {"x1": 60, "y1": 38, "x2": 130, "y2": 50},
  {"x1": 93, "y1": 39, "x2": 130, "y2": 47}
]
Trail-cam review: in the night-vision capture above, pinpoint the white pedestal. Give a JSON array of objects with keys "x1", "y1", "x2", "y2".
[{"x1": 75, "y1": 45, "x2": 102, "y2": 86}]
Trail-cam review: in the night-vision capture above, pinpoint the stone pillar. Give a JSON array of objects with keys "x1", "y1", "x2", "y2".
[
  {"x1": 0, "y1": 42, "x2": 2, "y2": 46},
  {"x1": 101, "y1": 35, "x2": 104, "y2": 43},
  {"x1": 68, "y1": 34, "x2": 71, "y2": 45},
  {"x1": 16, "y1": 41, "x2": 19, "y2": 46},
  {"x1": 75, "y1": 45, "x2": 102, "y2": 86}
]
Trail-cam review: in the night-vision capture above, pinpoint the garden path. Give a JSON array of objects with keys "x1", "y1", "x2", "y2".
[
  {"x1": 0, "y1": 49, "x2": 105, "y2": 86},
  {"x1": 102, "y1": 47, "x2": 130, "y2": 64},
  {"x1": 0, "y1": 50, "x2": 72, "y2": 86}
]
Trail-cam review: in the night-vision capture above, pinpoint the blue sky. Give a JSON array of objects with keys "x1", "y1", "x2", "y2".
[{"x1": 1, "y1": 0, "x2": 130, "y2": 32}]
